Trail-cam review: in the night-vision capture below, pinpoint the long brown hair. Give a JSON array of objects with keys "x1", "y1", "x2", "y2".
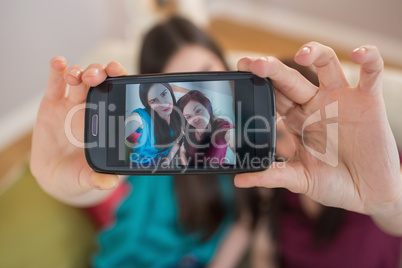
[
  {"x1": 139, "y1": 16, "x2": 229, "y2": 74},
  {"x1": 139, "y1": 16, "x2": 259, "y2": 241},
  {"x1": 176, "y1": 90, "x2": 226, "y2": 164},
  {"x1": 139, "y1": 82, "x2": 181, "y2": 150}
]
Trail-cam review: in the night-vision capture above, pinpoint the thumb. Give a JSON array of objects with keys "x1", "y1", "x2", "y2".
[
  {"x1": 234, "y1": 161, "x2": 306, "y2": 194},
  {"x1": 84, "y1": 169, "x2": 119, "y2": 191},
  {"x1": 54, "y1": 153, "x2": 119, "y2": 194}
]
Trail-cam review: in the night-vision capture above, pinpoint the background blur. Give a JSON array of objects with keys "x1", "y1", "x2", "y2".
[
  {"x1": 1, "y1": 0, "x2": 402, "y2": 152},
  {"x1": 0, "y1": 1, "x2": 401, "y2": 266}
]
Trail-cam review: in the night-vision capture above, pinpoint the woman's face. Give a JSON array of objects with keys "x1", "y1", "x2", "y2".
[
  {"x1": 147, "y1": 84, "x2": 173, "y2": 117},
  {"x1": 182, "y1": 100, "x2": 210, "y2": 130},
  {"x1": 163, "y1": 45, "x2": 226, "y2": 73}
]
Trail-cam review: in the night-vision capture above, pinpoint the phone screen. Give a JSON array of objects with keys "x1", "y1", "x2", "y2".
[{"x1": 123, "y1": 80, "x2": 236, "y2": 168}]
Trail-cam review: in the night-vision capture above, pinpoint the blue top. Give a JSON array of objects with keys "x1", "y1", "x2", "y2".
[
  {"x1": 130, "y1": 108, "x2": 173, "y2": 165},
  {"x1": 92, "y1": 175, "x2": 235, "y2": 267}
]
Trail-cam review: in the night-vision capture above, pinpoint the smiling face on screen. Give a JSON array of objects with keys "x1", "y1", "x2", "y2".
[
  {"x1": 147, "y1": 84, "x2": 174, "y2": 118},
  {"x1": 182, "y1": 100, "x2": 211, "y2": 130}
]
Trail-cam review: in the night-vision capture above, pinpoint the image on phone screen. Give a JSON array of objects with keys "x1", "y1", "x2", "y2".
[{"x1": 124, "y1": 80, "x2": 236, "y2": 168}]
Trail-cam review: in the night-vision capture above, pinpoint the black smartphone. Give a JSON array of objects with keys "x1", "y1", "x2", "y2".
[{"x1": 84, "y1": 71, "x2": 276, "y2": 174}]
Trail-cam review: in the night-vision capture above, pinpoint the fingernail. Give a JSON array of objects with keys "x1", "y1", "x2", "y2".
[
  {"x1": 295, "y1": 46, "x2": 311, "y2": 57},
  {"x1": 101, "y1": 178, "x2": 119, "y2": 190},
  {"x1": 51, "y1": 56, "x2": 66, "y2": 71},
  {"x1": 84, "y1": 68, "x2": 99, "y2": 77},
  {"x1": 353, "y1": 46, "x2": 366, "y2": 54},
  {"x1": 69, "y1": 68, "x2": 81, "y2": 79}
]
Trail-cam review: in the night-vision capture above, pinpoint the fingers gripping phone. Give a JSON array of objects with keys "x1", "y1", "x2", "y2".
[{"x1": 84, "y1": 72, "x2": 276, "y2": 174}]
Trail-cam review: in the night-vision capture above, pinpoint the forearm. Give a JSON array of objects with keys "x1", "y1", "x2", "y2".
[
  {"x1": 208, "y1": 219, "x2": 251, "y2": 268},
  {"x1": 372, "y1": 169, "x2": 402, "y2": 236},
  {"x1": 251, "y1": 217, "x2": 277, "y2": 268},
  {"x1": 225, "y1": 129, "x2": 235, "y2": 154},
  {"x1": 372, "y1": 209, "x2": 402, "y2": 237},
  {"x1": 166, "y1": 142, "x2": 180, "y2": 161},
  {"x1": 180, "y1": 147, "x2": 188, "y2": 165}
]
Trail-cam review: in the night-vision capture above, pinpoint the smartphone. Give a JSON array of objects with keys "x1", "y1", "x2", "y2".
[{"x1": 84, "y1": 72, "x2": 276, "y2": 174}]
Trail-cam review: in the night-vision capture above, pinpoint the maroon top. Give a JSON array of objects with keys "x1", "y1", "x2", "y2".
[
  {"x1": 185, "y1": 120, "x2": 234, "y2": 166},
  {"x1": 278, "y1": 192, "x2": 401, "y2": 268}
]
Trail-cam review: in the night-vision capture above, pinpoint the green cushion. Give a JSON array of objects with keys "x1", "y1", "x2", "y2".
[{"x1": 0, "y1": 163, "x2": 97, "y2": 268}]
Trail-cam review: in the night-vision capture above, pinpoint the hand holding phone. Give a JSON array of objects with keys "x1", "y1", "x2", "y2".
[
  {"x1": 30, "y1": 59, "x2": 128, "y2": 206},
  {"x1": 235, "y1": 43, "x2": 402, "y2": 236}
]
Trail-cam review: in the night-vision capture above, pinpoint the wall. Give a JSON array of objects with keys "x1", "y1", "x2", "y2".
[
  {"x1": 1, "y1": 0, "x2": 401, "y2": 149},
  {"x1": 208, "y1": 0, "x2": 402, "y2": 67},
  {"x1": 0, "y1": 0, "x2": 129, "y2": 149},
  {"x1": 264, "y1": 0, "x2": 402, "y2": 40}
]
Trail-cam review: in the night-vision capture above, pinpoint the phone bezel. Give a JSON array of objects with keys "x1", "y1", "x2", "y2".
[{"x1": 84, "y1": 71, "x2": 276, "y2": 174}]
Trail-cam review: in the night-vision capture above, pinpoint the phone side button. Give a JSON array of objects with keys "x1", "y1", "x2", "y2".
[{"x1": 92, "y1": 114, "x2": 99, "y2": 136}]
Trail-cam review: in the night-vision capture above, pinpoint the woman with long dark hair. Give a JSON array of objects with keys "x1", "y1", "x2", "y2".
[
  {"x1": 125, "y1": 82, "x2": 181, "y2": 165},
  {"x1": 92, "y1": 16, "x2": 260, "y2": 267},
  {"x1": 30, "y1": 10, "x2": 402, "y2": 267},
  {"x1": 176, "y1": 90, "x2": 235, "y2": 166}
]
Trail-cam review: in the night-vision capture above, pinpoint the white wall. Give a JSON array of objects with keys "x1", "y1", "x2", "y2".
[
  {"x1": 263, "y1": 0, "x2": 402, "y2": 41},
  {"x1": 0, "y1": 0, "x2": 122, "y2": 114},
  {"x1": 0, "y1": 0, "x2": 130, "y2": 149},
  {"x1": 1, "y1": 0, "x2": 401, "y2": 149},
  {"x1": 208, "y1": 0, "x2": 402, "y2": 66}
]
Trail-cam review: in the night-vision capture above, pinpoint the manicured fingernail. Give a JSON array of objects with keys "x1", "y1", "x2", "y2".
[
  {"x1": 295, "y1": 46, "x2": 311, "y2": 57},
  {"x1": 84, "y1": 68, "x2": 99, "y2": 77},
  {"x1": 353, "y1": 46, "x2": 366, "y2": 54}
]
